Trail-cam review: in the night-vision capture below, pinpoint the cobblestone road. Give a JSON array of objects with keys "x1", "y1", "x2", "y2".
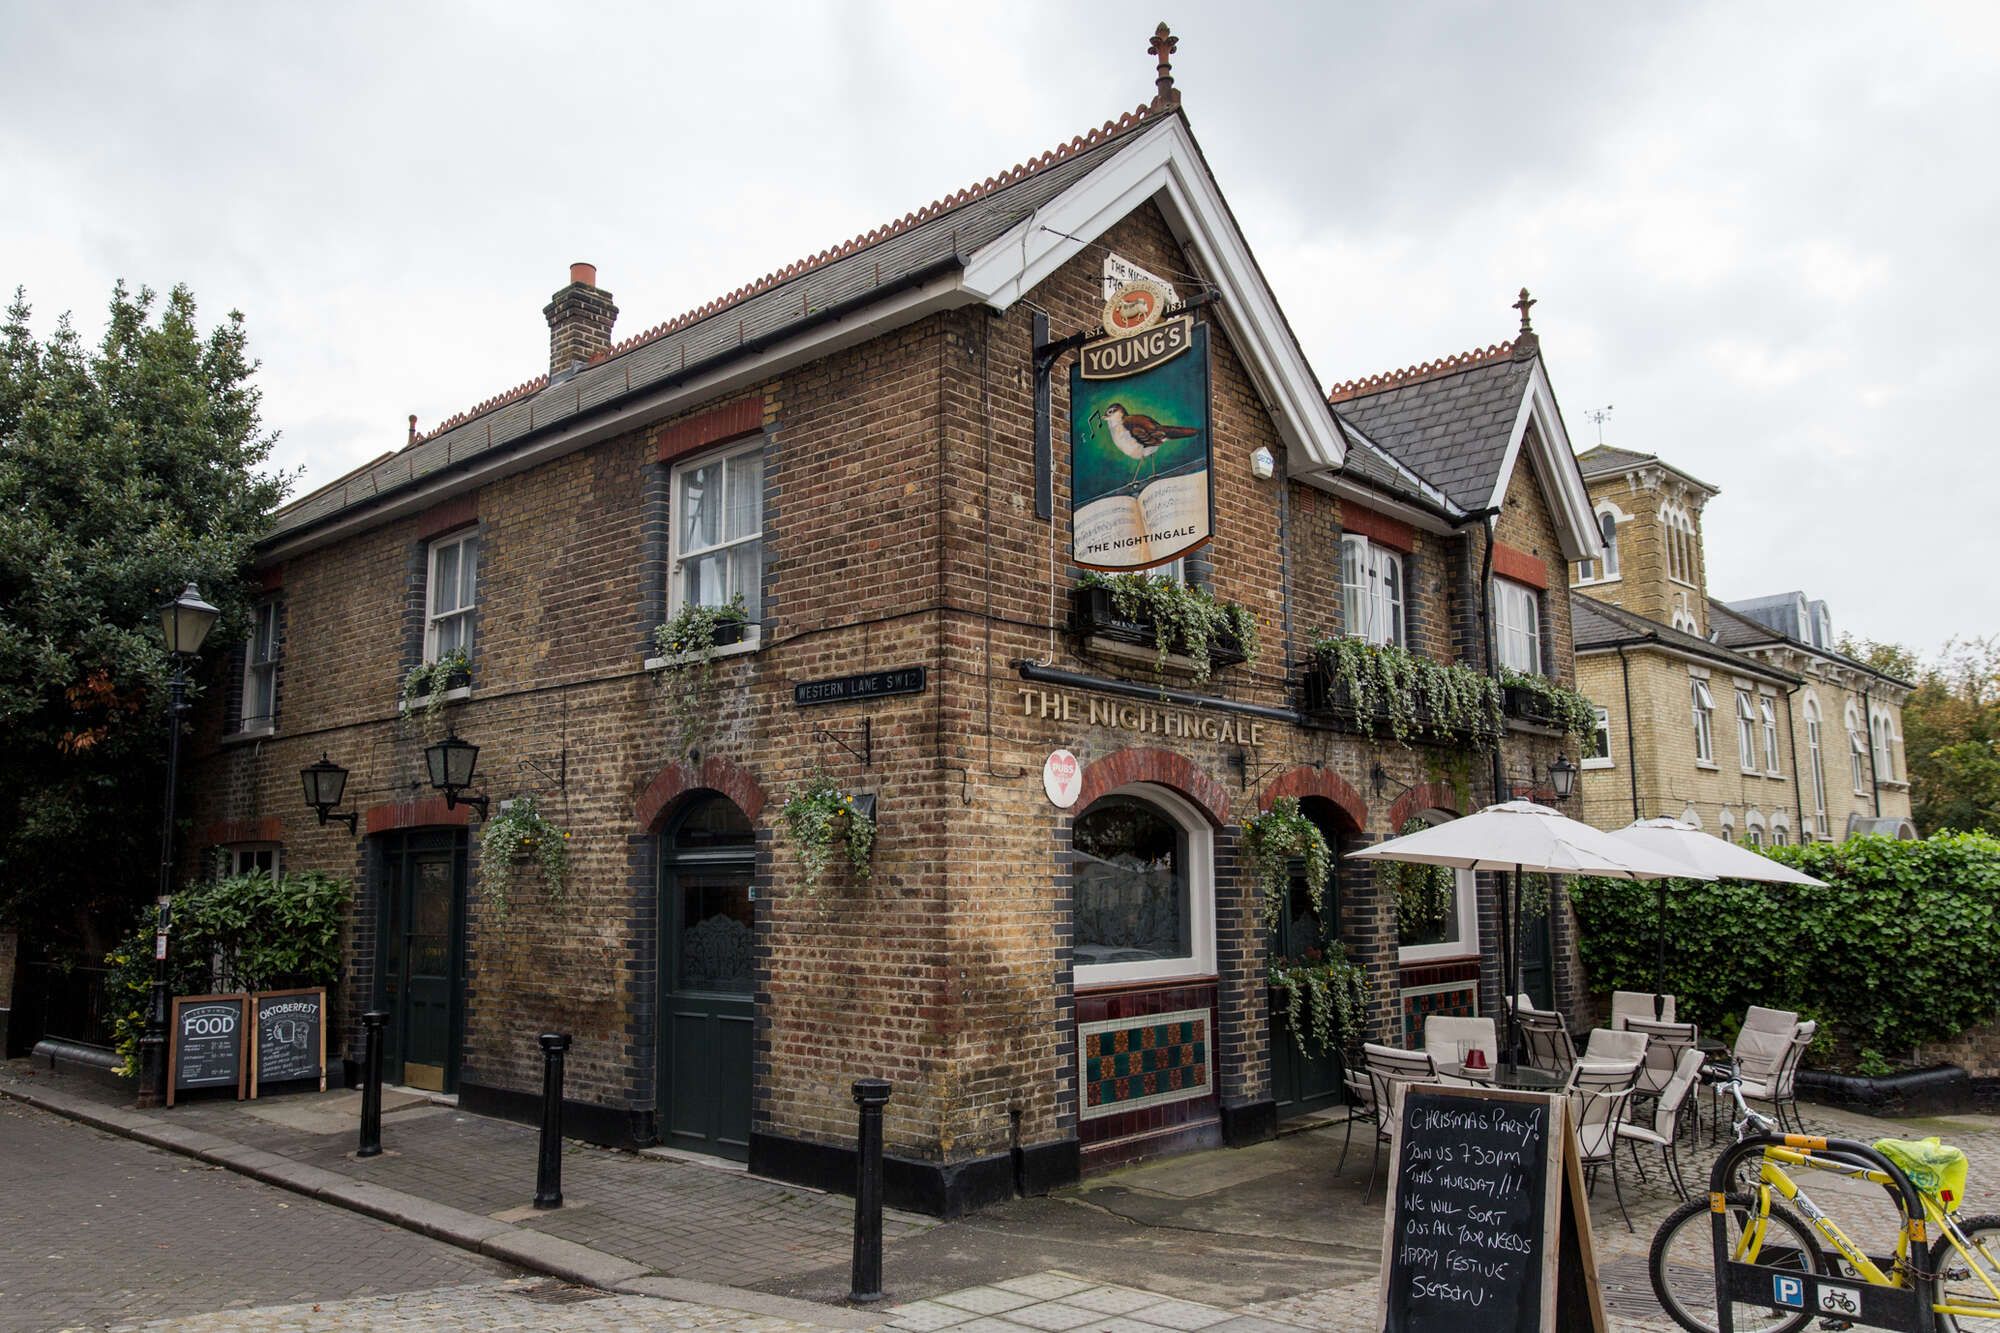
[{"x1": 0, "y1": 1099, "x2": 513, "y2": 1332}]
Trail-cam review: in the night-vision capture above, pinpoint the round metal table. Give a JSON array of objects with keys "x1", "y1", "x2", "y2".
[{"x1": 1434, "y1": 1060, "x2": 1568, "y2": 1092}]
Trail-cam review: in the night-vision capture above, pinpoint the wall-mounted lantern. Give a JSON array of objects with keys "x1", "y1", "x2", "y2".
[
  {"x1": 300, "y1": 753, "x2": 359, "y2": 833},
  {"x1": 424, "y1": 729, "x2": 490, "y2": 818},
  {"x1": 1549, "y1": 755, "x2": 1577, "y2": 802}
]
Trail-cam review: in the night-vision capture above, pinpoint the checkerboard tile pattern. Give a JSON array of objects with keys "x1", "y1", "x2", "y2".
[{"x1": 1079, "y1": 1012, "x2": 1210, "y2": 1120}]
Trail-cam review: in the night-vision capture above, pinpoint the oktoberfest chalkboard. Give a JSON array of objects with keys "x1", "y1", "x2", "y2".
[
  {"x1": 251, "y1": 988, "x2": 326, "y2": 1096},
  {"x1": 1376, "y1": 1084, "x2": 1606, "y2": 1333},
  {"x1": 168, "y1": 993, "x2": 248, "y2": 1106}
]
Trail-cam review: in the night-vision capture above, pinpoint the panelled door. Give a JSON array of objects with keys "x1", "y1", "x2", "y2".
[
  {"x1": 378, "y1": 829, "x2": 468, "y2": 1093},
  {"x1": 1270, "y1": 805, "x2": 1346, "y2": 1118},
  {"x1": 659, "y1": 796, "x2": 756, "y2": 1160},
  {"x1": 1518, "y1": 886, "x2": 1556, "y2": 1012}
]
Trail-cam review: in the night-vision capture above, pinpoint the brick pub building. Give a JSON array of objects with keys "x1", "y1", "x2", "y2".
[{"x1": 180, "y1": 37, "x2": 1610, "y2": 1215}]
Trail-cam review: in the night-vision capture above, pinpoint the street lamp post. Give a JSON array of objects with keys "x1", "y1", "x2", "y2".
[{"x1": 137, "y1": 583, "x2": 219, "y2": 1109}]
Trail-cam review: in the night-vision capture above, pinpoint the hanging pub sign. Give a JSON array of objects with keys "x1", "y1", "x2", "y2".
[{"x1": 1069, "y1": 301, "x2": 1212, "y2": 573}]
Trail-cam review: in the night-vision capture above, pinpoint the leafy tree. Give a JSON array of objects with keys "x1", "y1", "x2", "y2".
[
  {"x1": 0, "y1": 283, "x2": 290, "y2": 952},
  {"x1": 1845, "y1": 635, "x2": 2000, "y2": 836}
]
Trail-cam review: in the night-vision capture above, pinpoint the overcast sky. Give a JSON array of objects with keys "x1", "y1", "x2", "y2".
[{"x1": 4, "y1": 3, "x2": 1992, "y2": 651}]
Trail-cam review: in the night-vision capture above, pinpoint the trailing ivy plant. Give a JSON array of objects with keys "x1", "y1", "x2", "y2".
[
  {"x1": 1380, "y1": 817, "x2": 1459, "y2": 941},
  {"x1": 1269, "y1": 944, "x2": 1370, "y2": 1058},
  {"x1": 653, "y1": 595, "x2": 749, "y2": 760},
  {"x1": 780, "y1": 773, "x2": 874, "y2": 894},
  {"x1": 1077, "y1": 571, "x2": 1258, "y2": 684},
  {"x1": 1242, "y1": 797, "x2": 1332, "y2": 933},
  {"x1": 478, "y1": 794, "x2": 571, "y2": 920},
  {"x1": 400, "y1": 646, "x2": 472, "y2": 733},
  {"x1": 1499, "y1": 667, "x2": 1598, "y2": 746},
  {"x1": 1309, "y1": 635, "x2": 1501, "y2": 745}
]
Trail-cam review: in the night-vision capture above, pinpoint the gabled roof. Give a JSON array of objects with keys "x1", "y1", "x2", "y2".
[
  {"x1": 1575, "y1": 444, "x2": 1719, "y2": 496},
  {"x1": 1573, "y1": 593, "x2": 1801, "y2": 684},
  {"x1": 1705, "y1": 599, "x2": 1914, "y2": 690}
]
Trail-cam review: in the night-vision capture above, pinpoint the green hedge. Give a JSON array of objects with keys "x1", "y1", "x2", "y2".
[{"x1": 1570, "y1": 832, "x2": 2000, "y2": 1071}]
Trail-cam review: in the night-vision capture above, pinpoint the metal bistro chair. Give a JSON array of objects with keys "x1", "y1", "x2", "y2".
[
  {"x1": 1422, "y1": 1015, "x2": 1498, "y2": 1084},
  {"x1": 1741, "y1": 1020, "x2": 1817, "y2": 1133},
  {"x1": 1611, "y1": 990, "x2": 1676, "y2": 1028},
  {"x1": 1361, "y1": 1043, "x2": 1436, "y2": 1203},
  {"x1": 1624, "y1": 1016, "x2": 1698, "y2": 1101},
  {"x1": 1614, "y1": 1046, "x2": 1706, "y2": 1201},
  {"x1": 1517, "y1": 1007, "x2": 1578, "y2": 1076},
  {"x1": 1567, "y1": 1058, "x2": 1642, "y2": 1232},
  {"x1": 1713, "y1": 1005, "x2": 1799, "y2": 1137},
  {"x1": 1581, "y1": 1026, "x2": 1648, "y2": 1066},
  {"x1": 1338, "y1": 1065, "x2": 1377, "y2": 1175}
]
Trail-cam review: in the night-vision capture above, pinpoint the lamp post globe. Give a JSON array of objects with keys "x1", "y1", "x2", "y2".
[
  {"x1": 1550, "y1": 754, "x2": 1577, "y2": 802},
  {"x1": 159, "y1": 583, "x2": 220, "y2": 657}
]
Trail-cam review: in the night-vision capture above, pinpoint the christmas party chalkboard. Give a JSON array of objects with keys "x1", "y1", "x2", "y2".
[
  {"x1": 168, "y1": 993, "x2": 248, "y2": 1106},
  {"x1": 1376, "y1": 1084, "x2": 1606, "y2": 1333},
  {"x1": 251, "y1": 988, "x2": 326, "y2": 1096}
]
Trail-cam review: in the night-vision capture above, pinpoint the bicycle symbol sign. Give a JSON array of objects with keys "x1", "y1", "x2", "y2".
[
  {"x1": 1816, "y1": 1283, "x2": 1862, "y2": 1316},
  {"x1": 1772, "y1": 1274, "x2": 1804, "y2": 1308}
]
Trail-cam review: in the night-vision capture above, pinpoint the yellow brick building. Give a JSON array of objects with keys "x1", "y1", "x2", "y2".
[{"x1": 1566, "y1": 446, "x2": 1913, "y2": 841}]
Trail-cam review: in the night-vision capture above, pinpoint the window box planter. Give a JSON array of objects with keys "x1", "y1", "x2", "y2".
[
  {"x1": 1298, "y1": 660, "x2": 1497, "y2": 746},
  {"x1": 1501, "y1": 683, "x2": 1559, "y2": 728},
  {"x1": 1069, "y1": 585, "x2": 1248, "y2": 669}
]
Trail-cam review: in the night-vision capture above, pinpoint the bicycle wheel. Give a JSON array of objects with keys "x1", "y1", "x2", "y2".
[
  {"x1": 1648, "y1": 1191, "x2": 1823, "y2": 1333},
  {"x1": 1933, "y1": 1213, "x2": 2000, "y2": 1331}
]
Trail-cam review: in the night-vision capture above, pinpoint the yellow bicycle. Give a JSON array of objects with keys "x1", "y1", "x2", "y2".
[{"x1": 1648, "y1": 1069, "x2": 2000, "y2": 1331}]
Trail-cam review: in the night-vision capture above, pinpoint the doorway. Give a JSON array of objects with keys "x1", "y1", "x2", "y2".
[
  {"x1": 1518, "y1": 877, "x2": 1556, "y2": 1012},
  {"x1": 1269, "y1": 800, "x2": 1348, "y2": 1119},
  {"x1": 658, "y1": 795, "x2": 756, "y2": 1160},
  {"x1": 376, "y1": 829, "x2": 468, "y2": 1093}
]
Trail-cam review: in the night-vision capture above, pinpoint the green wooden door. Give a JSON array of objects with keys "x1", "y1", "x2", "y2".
[
  {"x1": 660, "y1": 797, "x2": 755, "y2": 1160},
  {"x1": 1270, "y1": 806, "x2": 1346, "y2": 1119},
  {"x1": 378, "y1": 831, "x2": 466, "y2": 1093},
  {"x1": 1518, "y1": 881, "x2": 1556, "y2": 1012}
]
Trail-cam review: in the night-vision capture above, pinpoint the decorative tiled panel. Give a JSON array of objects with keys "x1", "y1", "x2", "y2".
[
  {"x1": 1401, "y1": 982, "x2": 1478, "y2": 1047},
  {"x1": 1079, "y1": 1008, "x2": 1210, "y2": 1121}
]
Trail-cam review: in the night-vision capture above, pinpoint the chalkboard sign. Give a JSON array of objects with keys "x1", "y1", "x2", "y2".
[
  {"x1": 168, "y1": 993, "x2": 248, "y2": 1106},
  {"x1": 1377, "y1": 1084, "x2": 1606, "y2": 1333},
  {"x1": 250, "y1": 988, "x2": 326, "y2": 1096}
]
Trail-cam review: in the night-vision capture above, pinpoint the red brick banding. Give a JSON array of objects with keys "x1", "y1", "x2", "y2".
[
  {"x1": 634, "y1": 754, "x2": 768, "y2": 832},
  {"x1": 1257, "y1": 766, "x2": 1366, "y2": 834},
  {"x1": 1074, "y1": 747, "x2": 1229, "y2": 827},
  {"x1": 1388, "y1": 781, "x2": 1462, "y2": 831},
  {"x1": 1491, "y1": 539, "x2": 1549, "y2": 590},
  {"x1": 1339, "y1": 504, "x2": 1415, "y2": 554},
  {"x1": 415, "y1": 495, "x2": 479, "y2": 542},
  {"x1": 656, "y1": 398, "x2": 763, "y2": 465},
  {"x1": 365, "y1": 796, "x2": 472, "y2": 835},
  {"x1": 204, "y1": 816, "x2": 283, "y2": 846}
]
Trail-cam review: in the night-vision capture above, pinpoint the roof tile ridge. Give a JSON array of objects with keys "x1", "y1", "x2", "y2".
[
  {"x1": 417, "y1": 373, "x2": 551, "y2": 443},
  {"x1": 1325, "y1": 341, "x2": 1517, "y2": 404},
  {"x1": 414, "y1": 103, "x2": 1158, "y2": 446}
]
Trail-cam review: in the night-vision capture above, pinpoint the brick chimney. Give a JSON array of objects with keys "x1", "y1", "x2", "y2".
[{"x1": 543, "y1": 262, "x2": 618, "y2": 378}]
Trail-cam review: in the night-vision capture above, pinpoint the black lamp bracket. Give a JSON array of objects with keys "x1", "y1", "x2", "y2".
[
  {"x1": 517, "y1": 749, "x2": 568, "y2": 798},
  {"x1": 812, "y1": 718, "x2": 872, "y2": 768},
  {"x1": 314, "y1": 806, "x2": 359, "y2": 835},
  {"x1": 443, "y1": 790, "x2": 490, "y2": 819},
  {"x1": 1228, "y1": 749, "x2": 1312, "y2": 795}
]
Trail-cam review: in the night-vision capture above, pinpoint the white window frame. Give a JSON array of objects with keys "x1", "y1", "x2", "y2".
[
  {"x1": 238, "y1": 599, "x2": 279, "y2": 732},
  {"x1": 1576, "y1": 507, "x2": 1622, "y2": 584},
  {"x1": 1805, "y1": 695, "x2": 1828, "y2": 823},
  {"x1": 1397, "y1": 811, "x2": 1481, "y2": 966},
  {"x1": 1493, "y1": 578, "x2": 1542, "y2": 674},
  {"x1": 1583, "y1": 706, "x2": 1613, "y2": 769},
  {"x1": 1680, "y1": 804, "x2": 1703, "y2": 830},
  {"x1": 221, "y1": 844, "x2": 281, "y2": 879},
  {"x1": 1746, "y1": 810, "x2": 1766, "y2": 848},
  {"x1": 1736, "y1": 689, "x2": 1759, "y2": 772},
  {"x1": 668, "y1": 436, "x2": 765, "y2": 622},
  {"x1": 1719, "y1": 809, "x2": 1736, "y2": 843},
  {"x1": 1072, "y1": 783, "x2": 1216, "y2": 988},
  {"x1": 1691, "y1": 677, "x2": 1716, "y2": 764},
  {"x1": 1341, "y1": 534, "x2": 1406, "y2": 647},
  {"x1": 1760, "y1": 694, "x2": 1782, "y2": 775},
  {"x1": 1871, "y1": 710, "x2": 1898, "y2": 783},
  {"x1": 1771, "y1": 813, "x2": 1791, "y2": 847},
  {"x1": 423, "y1": 528, "x2": 479, "y2": 662},
  {"x1": 1661, "y1": 503, "x2": 1698, "y2": 587},
  {"x1": 1846, "y1": 703, "x2": 1868, "y2": 794}
]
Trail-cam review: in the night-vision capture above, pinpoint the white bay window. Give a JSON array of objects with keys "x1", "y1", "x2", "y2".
[
  {"x1": 1493, "y1": 578, "x2": 1541, "y2": 674},
  {"x1": 1341, "y1": 535, "x2": 1405, "y2": 647}
]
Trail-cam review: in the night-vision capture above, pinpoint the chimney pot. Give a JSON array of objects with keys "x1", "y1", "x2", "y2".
[
  {"x1": 570, "y1": 261, "x2": 597, "y2": 287},
  {"x1": 545, "y1": 264, "x2": 618, "y2": 378}
]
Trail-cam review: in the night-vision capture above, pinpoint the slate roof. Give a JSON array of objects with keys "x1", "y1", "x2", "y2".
[
  {"x1": 1574, "y1": 443, "x2": 1718, "y2": 494},
  {"x1": 271, "y1": 103, "x2": 1166, "y2": 541},
  {"x1": 1705, "y1": 599, "x2": 1913, "y2": 688},
  {"x1": 1330, "y1": 415, "x2": 1464, "y2": 516},
  {"x1": 1572, "y1": 593, "x2": 1800, "y2": 683},
  {"x1": 1327, "y1": 350, "x2": 1534, "y2": 513}
]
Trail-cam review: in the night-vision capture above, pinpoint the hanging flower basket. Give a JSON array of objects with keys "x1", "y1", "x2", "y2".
[
  {"x1": 780, "y1": 774, "x2": 875, "y2": 895},
  {"x1": 478, "y1": 794, "x2": 571, "y2": 919}
]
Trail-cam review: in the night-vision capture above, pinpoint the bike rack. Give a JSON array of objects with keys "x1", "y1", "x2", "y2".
[{"x1": 1708, "y1": 1132, "x2": 1936, "y2": 1332}]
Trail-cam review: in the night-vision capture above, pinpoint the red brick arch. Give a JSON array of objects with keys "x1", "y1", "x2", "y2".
[
  {"x1": 1388, "y1": 781, "x2": 1462, "y2": 832},
  {"x1": 634, "y1": 755, "x2": 767, "y2": 832},
  {"x1": 1257, "y1": 765, "x2": 1367, "y2": 836},
  {"x1": 1073, "y1": 747, "x2": 1230, "y2": 827}
]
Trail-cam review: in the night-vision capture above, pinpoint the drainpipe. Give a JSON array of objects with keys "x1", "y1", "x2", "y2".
[
  {"x1": 1617, "y1": 645, "x2": 1641, "y2": 821},
  {"x1": 1863, "y1": 684, "x2": 1881, "y2": 817}
]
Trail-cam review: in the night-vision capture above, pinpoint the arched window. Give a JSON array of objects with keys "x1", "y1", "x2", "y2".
[
  {"x1": 1846, "y1": 703, "x2": 1868, "y2": 793},
  {"x1": 1871, "y1": 711, "x2": 1898, "y2": 783},
  {"x1": 1072, "y1": 785, "x2": 1214, "y2": 985},
  {"x1": 1719, "y1": 809, "x2": 1736, "y2": 844},
  {"x1": 1680, "y1": 804, "x2": 1703, "y2": 830},
  {"x1": 1771, "y1": 812, "x2": 1791, "y2": 847},
  {"x1": 1577, "y1": 507, "x2": 1622, "y2": 583},
  {"x1": 1804, "y1": 695, "x2": 1828, "y2": 829},
  {"x1": 1745, "y1": 809, "x2": 1766, "y2": 849},
  {"x1": 1660, "y1": 503, "x2": 1698, "y2": 586}
]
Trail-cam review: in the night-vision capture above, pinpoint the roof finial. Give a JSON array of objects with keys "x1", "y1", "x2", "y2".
[
  {"x1": 1148, "y1": 22, "x2": 1180, "y2": 108},
  {"x1": 408, "y1": 413, "x2": 419, "y2": 446},
  {"x1": 1511, "y1": 287, "x2": 1540, "y2": 360}
]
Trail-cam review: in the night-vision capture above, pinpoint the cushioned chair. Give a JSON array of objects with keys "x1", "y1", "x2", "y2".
[
  {"x1": 1423, "y1": 1016, "x2": 1498, "y2": 1081},
  {"x1": 1615, "y1": 1046, "x2": 1706, "y2": 1200},
  {"x1": 1582, "y1": 1027, "x2": 1648, "y2": 1065},
  {"x1": 1742, "y1": 1020, "x2": 1817, "y2": 1133},
  {"x1": 1567, "y1": 1059, "x2": 1642, "y2": 1231},
  {"x1": 1362, "y1": 1043, "x2": 1436, "y2": 1203},
  {"x1": 1339, "y1": 1067, "x2": 1377, "y2": 1175},
  {"x1": 1611, "y1": 990, "x2": 1675, "y2": 1028},
  {"x1": 1625, "y1": 1017, "x2": 1698, "y2": 1099},
  {"x1": 1718, "y1": 1006, "x2": 1800, "y2": 1134},
  {"x1": 1518, "y1": 1008, "x2": 1578, "y2": 1075}
]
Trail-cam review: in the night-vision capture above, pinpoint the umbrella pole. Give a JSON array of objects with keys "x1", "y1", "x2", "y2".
[
  {"x1": 1655, "y1": 880, "x2": 1669, "y2": 1020},
  {"x1": 1499, "y1": 866, "x2": 1519, "y2": 1070}
]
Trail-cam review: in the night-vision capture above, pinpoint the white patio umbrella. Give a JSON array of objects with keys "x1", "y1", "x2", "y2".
[
  {"x1": 1610, "y1": 817, "x2": 1827, "y2": 1006},
  {"x1": 1347, "y1": 801, "x2": 1702, "y2": 1066}
]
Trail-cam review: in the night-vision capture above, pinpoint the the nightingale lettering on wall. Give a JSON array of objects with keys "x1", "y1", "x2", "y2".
[{"x1": 1017, "y1": 688, "x2": 1265, "y2": 747}]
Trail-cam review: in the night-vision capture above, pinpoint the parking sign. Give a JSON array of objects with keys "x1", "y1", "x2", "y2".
[{"x1": 1772, "y1": 1274, "x2": 1804, "y2": 1308}]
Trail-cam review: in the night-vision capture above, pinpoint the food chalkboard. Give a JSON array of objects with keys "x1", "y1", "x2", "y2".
[
  {"x1": 1376, "y1": 1084, "x2": 1606, "y2": 1333},
  {"x1": 250, "y1": 988, "x2": 326, "y2": 1096},
  {"x1": 167, "y1": 993, "x2": 248, "y2": 1106}
]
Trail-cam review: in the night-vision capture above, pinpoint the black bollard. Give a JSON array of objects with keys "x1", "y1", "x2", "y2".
[
  {"x1": 533, "y1": 1032, "x2": 571, "y2": 1210},
  {"x1": 357, "y1": 1010, "x2": 387, "y2": 1158},
  {"x1": 849, "y1": 1078, "x2": 892, "y2": 1303}
]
